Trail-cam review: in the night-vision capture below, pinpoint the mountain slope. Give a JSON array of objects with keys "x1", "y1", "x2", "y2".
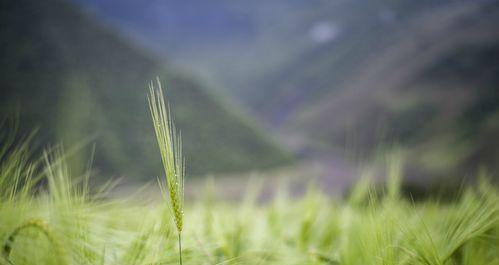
[
  {"x1": 72, "y1": 0, "x2": 456, "y2": 101},
  {"x1": 69, "y1": 0, "x2": 499, "y2": 177},
  {"x1": 0, "y1": 0, "x2": 292, "y2": 179},
  {"x1": 286, "y1": 2, "x2": 499, "y2": 175}
]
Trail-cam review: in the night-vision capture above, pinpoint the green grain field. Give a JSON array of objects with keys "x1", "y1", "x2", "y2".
[{"x1": 1, "y1": 86, "x2": 497, "y2": 265}]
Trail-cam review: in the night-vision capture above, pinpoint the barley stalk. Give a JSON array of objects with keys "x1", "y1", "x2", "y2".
[
  {"x1": 148, "y1": 79, "x2": 185, "y2": 265},
  {"x1": 2, "y1": 218, "x2": 67, "y2": 264}
]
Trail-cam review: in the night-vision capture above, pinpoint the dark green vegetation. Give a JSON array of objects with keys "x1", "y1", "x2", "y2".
[
  {"x1": 78, "y1": 0, "x2": 499, "y2": 178},
  {"x1": 1, "y1": 133, "x2": 498, "y2": 264},
  {"x1": 0, "y1": 0, "x2": 292, "y2": 179}
]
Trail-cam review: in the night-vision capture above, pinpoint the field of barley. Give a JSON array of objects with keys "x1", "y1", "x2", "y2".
[
  {"x1": 2, "y1": 2, "x2": 499, "y2": 263},
  {"x1": 1, "y1": 86, "x2": 497, "y2": 265}
]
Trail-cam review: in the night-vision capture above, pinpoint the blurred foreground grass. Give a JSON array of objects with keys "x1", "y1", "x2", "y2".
[{"x1": 1, "y1": 134, "x2": 498, "y2": 265}]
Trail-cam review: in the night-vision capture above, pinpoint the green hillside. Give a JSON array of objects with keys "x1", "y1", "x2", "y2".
[
  {"x1": 286, "y1": 2, "x2": 499, "y2": 176},
  {"x1": 73, "y1": 0, "x2": 499, "y2": 178},
  {"x1": 0, "y1": 0, "x2": 292, "y2": 179},
  {"x1": 74, "y1": 0, "x2": 451, "y2": 101}
]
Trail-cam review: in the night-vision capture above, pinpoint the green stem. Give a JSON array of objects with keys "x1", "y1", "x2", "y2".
[
  {"x1": 178, "y1": 232, "x2": 183, "y2": 265},
  {"x1": 3, "y1": 219, "x2": 66, "y2": 264}
]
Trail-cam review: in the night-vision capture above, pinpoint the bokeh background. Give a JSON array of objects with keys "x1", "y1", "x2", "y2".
[{"x1": 1, "y1": 0, "x2": 498, "y2": 196}]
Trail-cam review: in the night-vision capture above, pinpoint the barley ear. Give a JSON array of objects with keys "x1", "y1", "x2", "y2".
[{"x1": 148, "y1": 79, "x2": 185, "y2": 264}]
